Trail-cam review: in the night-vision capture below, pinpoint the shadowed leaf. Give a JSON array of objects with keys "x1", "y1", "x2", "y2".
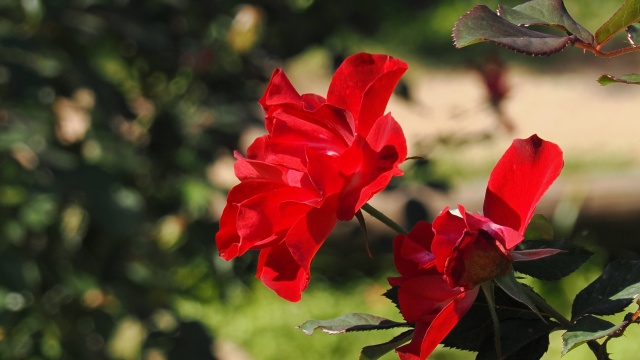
[
  {"x1": 595, "y1": 0, "x2": 640, "y2": 45},
  {"x1": 298, "y1": 313, "x2": 410, "y2": 335},
  {"x1": 513, "y1": 241, "x2": 592, "y2": 281},
  {"x1": 597, "y1": 73, "x2": 640, "y2": 85},
  {"x1": 571, "y1": 260, "x2": 640, "y2": 321},
  {"x1": 628, "y1": 23, "x2": 640, "y2": 44},
  {"x1": 360, "y1": 330, "x2": 414, "y2": 360},
  {"x1": 495, "y1": 270, "x2": 543, "y2": 319},
  {"x1": 477, "y1": 318, "x2": 557, "y2": 360},
  {"x1": 524, "y1": 214, "x2": 554, "y2": 241},
  {"x1": 443, "y1": 285, "x2": 556, "y2": 356},
  {"x1": 562, "y1": 315, "x2": 626, "y2": 355},
  {"x1": 454, "y1": 5, "x2": 577, "y2": 56},
  {"x1": 498, "y1": 0, "x2": 593, "y2": 44}
]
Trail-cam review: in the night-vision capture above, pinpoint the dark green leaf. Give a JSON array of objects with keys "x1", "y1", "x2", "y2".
[
  {"x1": 477, "y1": 318, "x2": 557, "y2": 360},
  {"x1": 628, "y1": 23, "x2": 640, "y2": 45},
  {"x1": 298, "y1": 313, "x2": 410, "y2": 335},
  {"x1": 498, "y1": 0, "x2": 593, "y2": 44},
  {"x1": 595, "y1": 0, "x2": 640, "y2": 45},
  {"x1": 454, "y1": 5, "x2": 577, "y2": 56},
  {"x1": 443, "y1": 284, "x2": 552, "y2": 352},
  {"x1": 524, "y1": 214, "x2": 554, "y2": 241},
  {"x1": 383, "y1": 286, "x2": 400, "y2": 311},
  {"x1": 562, "y1": 315, "x2": 626, "y2": 355},
  {"x1": 513, "y1": 241, "x2": 593, "y2": 281},
  {"x1": 495, "y1": 270, "x2": 543, "y2": 319},
  {"x1": 597, "y1": 73, "x2": 640, "y2": 85},
  {"x1": 571, "y1": 260, "x2": 640, "y2": 321},
  {"x1": 360, "y1": 330, "x2": 414, "y2": 360}
]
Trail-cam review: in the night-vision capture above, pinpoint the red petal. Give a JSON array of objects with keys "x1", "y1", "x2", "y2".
[
  {"x1": 259, "y1": 69, "x2": 302, "y2": 113},
  {"x1": 395, "y1": 276, "x2": 478, "y2": 360},
  {"x1": 392, "y1": 221, "x2": 436, "y2": 277},
  {"x1": 335, "y1": 114, "x2": 407, "y2": 220},
  {"x1": 484, "y1": 134, "x2": 563, "y2": 233},
  {"x1": 396, "y1": 275, "x2": 465, "y2": 323},
  {"x1": 417, "y1": 287, "x2": 479, "y2": 359},
  {"x1": 256, "y1": 242, "x2": 307, "y2": 302},
  {"x1": 463, "y1": 211, "x2": 523, "y2": 251},
  {"x1": 327, "y1": 53, "x2": 408, "y2": 137},
  {"x1": 235, "y1": 185, "x2": 320, "y2": 248},
  {"x1": 431, "y1": 207, "x2": 467, "y2": 273},
  {"x1": 256, "y1": 196, "x2": 339, "y2": 302},
  {"x1": 216, "y1": 180, "x2": 288, "y2": 259}
]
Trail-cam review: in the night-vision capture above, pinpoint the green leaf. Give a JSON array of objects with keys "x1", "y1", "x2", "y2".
[
  {"x1": 571, "y1": 260, "x2": 640, "y2": 321},
  {"x1": 524, "y1": 214, "x2": 554, "y2": 241},
  {"x1": 513, "y1": 241, "x2": 593, "y2": 281},
  {"x1": 443, "y1": 285, "x2": 555, "y2": 355},
  {"x1": 359, "y1": 330, "x2": 414, "y2": 360},
  {"x1": 597, "y1": 73, "x2": 640, "y2": 85},
  {"x1": 499, "y1": 0, "x2": 594, "y2": 44},
  {"x1": 298, "y1": 313, "x2": 410, "y2": 336},
  {"x1": 495, "y1": 270, "x2": 543, "y2": 320},
  {"x1": 454, "y1": 5, "x2": 577, "y2": 56},
  {"x1": 477, "y1": 318, "x2": 557, "y2": 360},
  {"x1": 562, "y1": 315, "x2": 626, "y2": 355},
  {"x1": 628, "y1": 23, "x2": 640, "y2": 44},
  {"x1": 595, "y1": 0, "x2": 640, "y2": 45}
]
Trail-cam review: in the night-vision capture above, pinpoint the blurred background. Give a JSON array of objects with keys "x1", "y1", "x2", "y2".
[{"x1": 1, "y1": 0, "x2": 640, "y2": 359}]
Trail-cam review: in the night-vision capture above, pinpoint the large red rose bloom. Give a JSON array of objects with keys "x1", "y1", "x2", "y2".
[
  {"x1": 390, "y1": 135, "x2": 563, "y2": 359},
  {"x1": 216, "y1": 53, "x2": 408, "y2": 301}
]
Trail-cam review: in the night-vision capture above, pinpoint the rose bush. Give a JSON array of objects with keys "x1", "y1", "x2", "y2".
[
  {"x1": 389, "y1": 135, "x2": 564, "y2": 360},
  {"x1": 216, "y1": 53, "x2": 409, "y2": 301}
]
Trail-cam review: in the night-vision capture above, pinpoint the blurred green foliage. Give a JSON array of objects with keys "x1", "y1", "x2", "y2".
[{"x1": 0, "y1": 0, "x2": 632, "y2": 359}]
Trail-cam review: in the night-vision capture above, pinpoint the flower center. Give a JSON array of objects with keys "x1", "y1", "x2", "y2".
[{"x1": 446, "y1": 229, "x2": 512, "y2": 289}]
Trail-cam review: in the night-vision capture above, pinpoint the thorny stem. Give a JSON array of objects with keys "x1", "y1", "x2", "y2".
[
  {"x1": 574, "y1": 41, "x2": 640, "y2": 58},
  {"x1": 361, "y1": 203, "x2": 409, "y2": 235}
]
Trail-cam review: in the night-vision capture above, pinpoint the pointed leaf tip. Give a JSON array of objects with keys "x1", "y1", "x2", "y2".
[
  {"x1": 572, "y1": 260, "x2": 640, "y2": 321},
  {"x1": 298, "y1": 313, "x2": 410, "y2": 336},
  {"x1": 360, "y1": 330, "x2": 414, "y2": 360},
  {"x1": 562, "y1": 315, "x2": 625, "y2": 355},
  {"x1": 598, "y1": 73, "x2": 640, "y2": 85}
]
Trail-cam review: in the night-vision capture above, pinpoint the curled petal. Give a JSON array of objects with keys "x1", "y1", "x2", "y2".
[
  {"x1": 484, "y1": 134, "x2": 563, "y2": 233},
  {"x1": 336, "y1": 113, "x2": 407, "y2": 220},
  {"x1": 216, "y1": 180, "x2": 288, "y2": 259},
  {"x1": 463, "y1": 211, "x2": 523, "y2": 251},
  {"x1": 327, "y1": 53, "x2": 408, "y2": 136},
  {"x1": 431, "y1": 207, "x2": 467, "y2": 273}
]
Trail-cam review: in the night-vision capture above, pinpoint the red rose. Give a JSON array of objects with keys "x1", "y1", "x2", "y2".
[
  {"x1": 390, "y1": 135, "x2": 563, "y2": 360},
  {"x1": 216, "y1": 53, "x2": 408, "y2": 301}
]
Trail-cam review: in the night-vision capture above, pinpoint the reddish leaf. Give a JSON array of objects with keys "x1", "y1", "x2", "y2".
[{"x1": 454, "y1": 5, "x2": 577, "y2": 56}]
